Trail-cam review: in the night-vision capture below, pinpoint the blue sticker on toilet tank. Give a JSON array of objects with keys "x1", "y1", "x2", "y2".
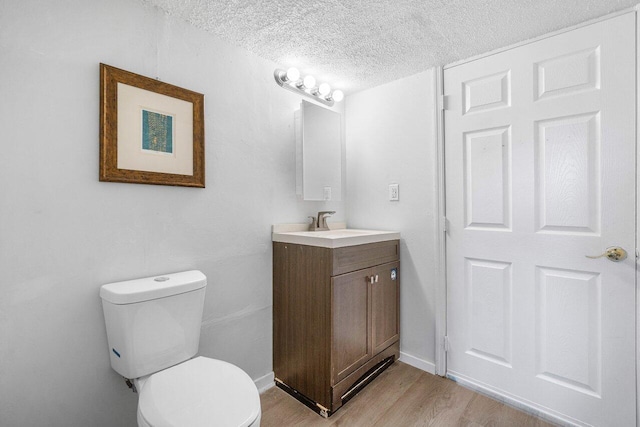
[{"x1": 112, "y1": 348, "x2": 121, "y2": 358}]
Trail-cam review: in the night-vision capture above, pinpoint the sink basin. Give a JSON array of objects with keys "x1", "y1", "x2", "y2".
[{"x1": 272, "y1": 225, "x2": 400, "y2": 248}]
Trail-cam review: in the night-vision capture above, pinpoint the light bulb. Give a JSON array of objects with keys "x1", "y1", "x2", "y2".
[
  {"x1": 303, "y1": 75, "x2": 316, "y2": 89},
  {"x1": 332, "y1": 90, "x2": 344, "y2": 102},
  {"x1": 318, "y1": 83, "x2": 331, "y2": 96},
  {"x1": 285, "y1": 67, "x2": 300, "y2": 82}
]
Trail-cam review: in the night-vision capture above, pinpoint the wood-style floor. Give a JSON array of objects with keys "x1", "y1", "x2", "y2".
[{"x1": 259, "y1": 362, "x2": 555, "y2": 426}]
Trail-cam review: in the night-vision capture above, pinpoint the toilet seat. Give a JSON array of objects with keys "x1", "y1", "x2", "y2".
[{"x1": 137, "y1": 356, "x2": 261, "y2": 427}]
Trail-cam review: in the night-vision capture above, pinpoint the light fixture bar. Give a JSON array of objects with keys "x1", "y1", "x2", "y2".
[{"x1": 274, "y1": 68, "x2": 342, "y2": 107}]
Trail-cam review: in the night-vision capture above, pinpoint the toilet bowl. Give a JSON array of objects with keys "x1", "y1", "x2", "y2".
[
  {"x1": 135, "y1": 357, "x2": 261, "y2": 427},
  {"x1": 100, "y1": 271, "x2": 262, "y2": 427}
]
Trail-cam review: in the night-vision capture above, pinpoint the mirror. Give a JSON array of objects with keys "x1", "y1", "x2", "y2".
[{"x1": 295, "y1": 100, "x2": 342, "y2": 201}]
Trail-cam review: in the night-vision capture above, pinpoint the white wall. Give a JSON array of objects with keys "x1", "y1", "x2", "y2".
[
  {"x1": 0, "y1": 0, "x2": 344, "y2": 425},
  {"x1": 345, "y1": 71, "x2": 438, "y2": 369}
]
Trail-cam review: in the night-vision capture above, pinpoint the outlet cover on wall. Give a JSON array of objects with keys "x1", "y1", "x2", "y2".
[
  {"x1": 323, "y1": 186, "x2": 332, "y2": 201},
  {"x1": 389, "y1": 184, "x2": 399, "y2": 201}
]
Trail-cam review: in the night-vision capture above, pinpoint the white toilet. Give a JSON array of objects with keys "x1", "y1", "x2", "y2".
[{"x1": 100, "y1": 270, "x2": 261, "y2": 427}]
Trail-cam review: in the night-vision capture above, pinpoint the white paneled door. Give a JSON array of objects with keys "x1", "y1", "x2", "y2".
[{"x1": 444, "y1": 12, "x2": 636, "y2": 426}]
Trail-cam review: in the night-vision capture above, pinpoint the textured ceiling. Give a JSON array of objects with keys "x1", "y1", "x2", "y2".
[{"x1": 142, "y1": 0, "x2": 638, "y2": 93}]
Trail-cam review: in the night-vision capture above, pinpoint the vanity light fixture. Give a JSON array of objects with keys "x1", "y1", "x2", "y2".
[{"x1": 274, "y1": 67, "x2": 344, "y2": 107}]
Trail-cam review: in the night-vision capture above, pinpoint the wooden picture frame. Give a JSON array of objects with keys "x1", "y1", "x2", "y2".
[{"x1": 99, "y1": 63, "x2": 205, "y2": 187}]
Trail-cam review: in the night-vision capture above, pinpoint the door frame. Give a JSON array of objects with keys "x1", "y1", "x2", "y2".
[
  {"x1": 434, "y1": 64, "x2": 447, "y2": 376},
  {"x1": 433, "y1": 5, "x2": 639, "y2": 422}
]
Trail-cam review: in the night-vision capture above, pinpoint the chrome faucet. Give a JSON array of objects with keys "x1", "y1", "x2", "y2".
[{"x1": 308, "y1": 211, "x2": 336, "y2": 231}]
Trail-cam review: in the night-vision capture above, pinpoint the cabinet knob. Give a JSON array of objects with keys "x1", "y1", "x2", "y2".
[{"x1": 375, "y1": 275, "x2": 379, "y2": 283}]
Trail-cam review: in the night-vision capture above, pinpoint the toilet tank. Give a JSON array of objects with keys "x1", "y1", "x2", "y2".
[{"x1": 100, "y1": 270, "x2": 207, "y2": 379}]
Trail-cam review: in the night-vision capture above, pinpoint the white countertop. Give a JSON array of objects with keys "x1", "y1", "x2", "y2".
[{"x1": 272, "y1": 223, "x2": 400, "y2": 249}]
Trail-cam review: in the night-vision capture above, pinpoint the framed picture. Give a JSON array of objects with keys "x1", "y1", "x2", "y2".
[{"x1": 99, "y1": 64, "x2": 205, "y2": 187}]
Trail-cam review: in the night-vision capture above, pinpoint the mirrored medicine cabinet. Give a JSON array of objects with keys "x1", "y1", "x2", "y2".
[{"x1": 295, "y1": 100, "x2": 343, "y2": 201}]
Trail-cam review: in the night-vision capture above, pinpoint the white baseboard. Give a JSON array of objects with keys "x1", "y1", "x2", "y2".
[
  {"x1": 399, "y1": 351, "x2": 436, "y2": 374},
  {"x1": 447, "y1": 371, "x2": 585, "y2": 427},
  {"x1": 254, "y1": 371, "x2": 275, "y2": 393}
]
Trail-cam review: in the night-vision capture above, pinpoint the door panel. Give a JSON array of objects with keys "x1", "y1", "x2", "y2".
[
  {"x1": 371, "y1": 261, "x2": 400, "y2": 354},
  {"x1": 535, "y1": 112, "x2": 600, "y2": 233},
  {"x1": 465, "y1": 258, "x2": 512, "y2": 367},
  {"x1": 464, "y1": 126, "x2": 512, "y2": 230},
  {"x1": 445, "y1": 12, "x2": 636, "y2": 426},
  {"x1": 535, "y1": 266, "x2": 601, "y2": 397},
  {"x1": 331, "y1": 269, "x2": 371, "y2": 384}
]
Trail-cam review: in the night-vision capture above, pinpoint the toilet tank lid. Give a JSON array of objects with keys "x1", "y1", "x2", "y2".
[{"x1": 100, "y1": 270, "x2": 206, "y2": 305}]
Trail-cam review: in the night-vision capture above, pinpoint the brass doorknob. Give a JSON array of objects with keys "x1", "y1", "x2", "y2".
[{"x1": 585, "y1": 247, "x2": 627, "y2": 262}]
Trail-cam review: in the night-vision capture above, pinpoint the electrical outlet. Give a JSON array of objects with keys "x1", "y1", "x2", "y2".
[
  {"x1": 389, "y1": 184, "x2": 399, "y2": 201},
  {"x1": 323, "y1": 186, "x2": 332, "y2": 201}
]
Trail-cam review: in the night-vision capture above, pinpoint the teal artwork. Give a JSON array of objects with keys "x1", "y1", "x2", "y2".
[{"x1": 142, "y1": 110, "x2": 173, "y2": 153}]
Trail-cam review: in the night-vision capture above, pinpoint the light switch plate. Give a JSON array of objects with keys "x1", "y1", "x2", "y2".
[{"x1": 389, "y1": 184, "x2": 399, "y2": 201}]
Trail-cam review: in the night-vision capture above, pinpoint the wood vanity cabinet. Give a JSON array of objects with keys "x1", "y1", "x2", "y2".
[{"x1": 273, "y1": 239, "x2": 400, "y2": 416}]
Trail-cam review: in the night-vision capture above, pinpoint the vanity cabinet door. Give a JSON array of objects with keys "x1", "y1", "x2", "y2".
[
  {"x1": 331, "y1": 269, "x2": 372, "y2": 384},
  {"x1": 371, "y1": 261, "x2": 400, "y2": 355}
]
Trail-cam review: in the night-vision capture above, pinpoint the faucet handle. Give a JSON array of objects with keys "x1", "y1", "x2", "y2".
[
  {"x1": 308, "y1": 216, "x2": 318, "y2": 231},
  {"x1": 316, "y1": 211, "x2": 336, "y2": 230}
]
